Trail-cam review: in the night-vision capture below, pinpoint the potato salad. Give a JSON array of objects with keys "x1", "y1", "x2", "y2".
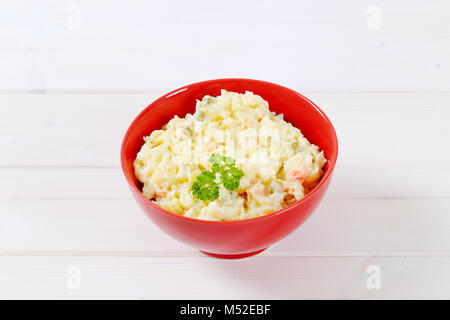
[{"x1": 133, "y1": 90, "x2": 326, "y2": 221}]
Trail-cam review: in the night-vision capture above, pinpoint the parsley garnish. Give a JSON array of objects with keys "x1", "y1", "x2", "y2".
[
  {"x1": 191, "y1": 170, "x2": 219, "y2": 201},
  {"x1": 190, "y1": 154, "x2": 244, "y2": 201},
  {"x1": 220, "y1": 166, "x2": 244, "y2": 191}
]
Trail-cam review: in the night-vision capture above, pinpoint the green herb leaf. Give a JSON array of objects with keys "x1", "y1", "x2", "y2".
[
  {"x1": 211, "y1": 163, "x2": 223, "y2": 174},
  {"x1": 190, "y1": 170, "x2": 219, "y2": 201},
  {"x1": 220, "y1": 166, "x2": 244, "y2": 191},
  {"x1": 209, "y1": 153, "x2": 235, "y2": 167},
  {"x1": 191, "y1": 154, "x2": 244, "y2": 201}
]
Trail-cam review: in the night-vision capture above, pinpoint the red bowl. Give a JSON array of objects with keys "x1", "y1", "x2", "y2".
[{"x1": 121, "y1": 78, "x2": 338, "y2": 259}]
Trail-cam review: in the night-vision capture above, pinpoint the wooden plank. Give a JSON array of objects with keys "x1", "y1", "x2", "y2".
[
  {"x1": 312, "y1": 91, "x2": 450, "y2": 167},
  {"x1": 0, "y1": 1, "x2": 449, "y2": 90},
  {"x1": 0, "y1": 93, "x2": 152, "y2": 167},
  {"x1": 1, "y1": 198, "x2": 448, "y2": 255},
  {"x1": 1, "y1": 165, "x2": 449, "y2": 201},
  {"x1": 0, "y1": 92, "x2": 449, "y2": 166},
  {"x1": 0, "y1": 167, "x2": 131, "y2": 200},
  {"x1": 1, "y1": 256, "x2": 450, "y2": 299}
]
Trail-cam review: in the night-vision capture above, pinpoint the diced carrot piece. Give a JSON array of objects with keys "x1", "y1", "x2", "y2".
[
  {"x1": 248, "y1": 183, "x2": 265, "y2": 199},
  {"x1": 288, "y1": 166, "x2": 309, "y2": 182}
]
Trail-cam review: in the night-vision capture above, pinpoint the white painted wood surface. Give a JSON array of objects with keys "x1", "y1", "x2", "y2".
[
  {"x1": 1, "y1": 91, "x2": 449, "y2": 299},
  {"x1": 1, "y1": 1, "x2": 449, "y2": 91},
  {"x1": 1, "y1": 0, "x2": 450, "y2": 299}
]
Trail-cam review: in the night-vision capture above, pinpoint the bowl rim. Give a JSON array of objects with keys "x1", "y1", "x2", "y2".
[{"x1": 120, "y1": 78, "x2": 338, "y2": 225}]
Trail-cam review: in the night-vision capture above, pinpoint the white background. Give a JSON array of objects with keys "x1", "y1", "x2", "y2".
[{"x1": 1, "y1": 0, "x2": 450, "y2": 299}]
